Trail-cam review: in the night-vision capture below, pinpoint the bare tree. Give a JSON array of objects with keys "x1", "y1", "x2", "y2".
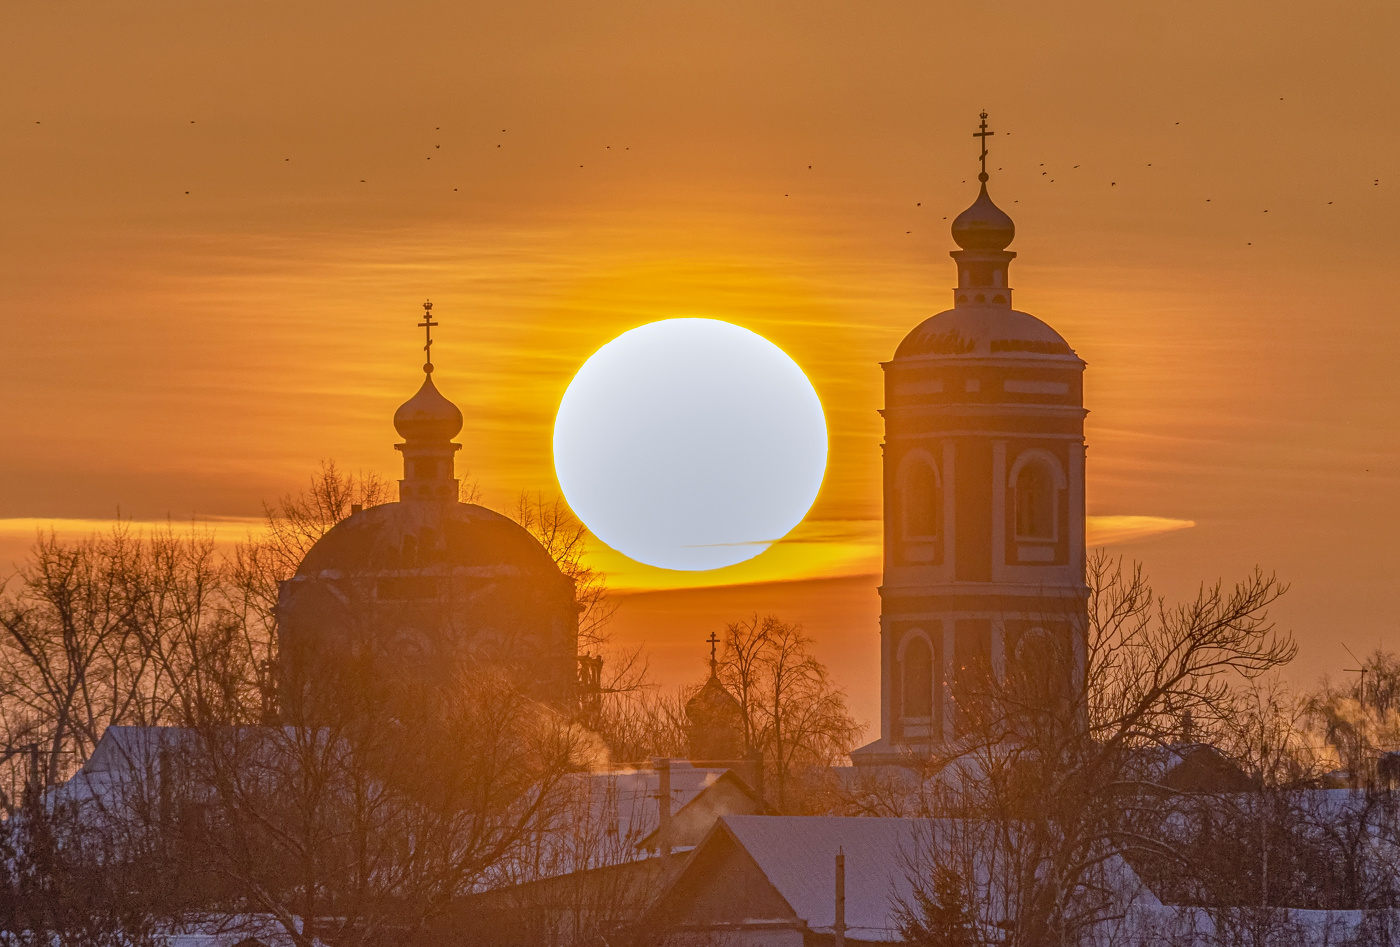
[
  {"x1": 92, "y1": 643, "x2": 590, "y2": 947},
  {"x1": 0, "y1": 790, "x2": 164, "y2": 947},
  {"x1": 590, "y1": 686, "x2": 692, "y2": 765},
  {"x1": 718, "y1": 615, "x2": 863, "y2": 812},
  {"x1": 1305, "y1": 648, "x2": 1400, "y2": 782},
  {"x1": 0, "y1": 522, "x2": 234, "y2": 801},
  {"x1": 510, "y1": 492, "x2": 617, "y2": 655},
  {"x1": 902, "y1": 552, "x2": 1297, "y2": 947},
  {"x1": 256, "y1": 460, "x2": 394, "y2": 584},
  {"x1": 0, "y1": 463, "x2": 636, "y2": 945}
]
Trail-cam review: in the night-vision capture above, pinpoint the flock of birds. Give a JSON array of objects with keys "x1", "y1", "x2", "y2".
[{"x1": 25, "y1": 107, "x2": 1385, "y2": 248}]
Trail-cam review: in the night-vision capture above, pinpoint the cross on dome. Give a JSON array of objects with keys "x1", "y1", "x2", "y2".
[
  {"x1": 973, "y1": 111, "x2": 994, "y2": 183},
  {"x1": 951, "y1": 111, "x2": 1016, "y2": 255},
  {"x1": 419, "y1": 299, "x2": 438, "y2": 374}
]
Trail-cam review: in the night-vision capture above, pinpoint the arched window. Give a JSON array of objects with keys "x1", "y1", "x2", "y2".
[
  {"x1": 1009, "y1": 626, "x2": 1072, "y2": 715},
  {"x1": 902, "y1": 636, "x2": 934, "y2": 718},
  {"x1": 903, "y1": 459, "x2": 941, "y2": 540},
  {"x1": 1015, "y1": 462, "x2": 1056, "y2": 540}
]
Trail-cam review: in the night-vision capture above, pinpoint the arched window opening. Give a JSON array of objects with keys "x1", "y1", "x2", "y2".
[
  {"x1": 1015, "y1": 462, "x2": 1056, "y2": 540},
  {"x1": 903, "y1": 460, "x2": 941, "y2": 540},
  {"x1": 903, "y1": 636, "x2": 934, "y2": 718},
  {"x1": 1010, "y1": 627, "x2": 1071, "y2": 714}
]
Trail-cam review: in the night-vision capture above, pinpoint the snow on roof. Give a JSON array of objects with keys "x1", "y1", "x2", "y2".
[
  {"x1": 712, "y1": 816, "x2": 1159, "y2": 943},
  {"x1": 495, "y1": 762, "x2": 733, "y2": 883},
  {"x1": 554, "y1": 763, "x2": 730, "y2": 848},
  {"x1": 720, "y1": 816, "x2": 916, "y2": 940}
]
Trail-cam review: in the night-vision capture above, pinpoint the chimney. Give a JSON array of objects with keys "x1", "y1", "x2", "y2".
[
  {"x1": 657, "y1": 758, "x2": 673, "y2": 861},
  {"x1": 834, "y1": 847, "x2": 847, "y2": 947}
]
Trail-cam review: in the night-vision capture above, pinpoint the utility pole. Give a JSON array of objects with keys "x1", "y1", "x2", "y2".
[
  {"x1": 656, "y1": 758, "x2": 673, "y2": 864},
  {"x1": 834, "y1": 847, "x2": 847, "y2": 947}
]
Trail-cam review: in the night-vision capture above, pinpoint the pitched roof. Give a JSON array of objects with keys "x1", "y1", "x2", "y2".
[
  {"x1": 660, "y1": 816, "x2": 1161, "y2": 943},
  {"x1": 496, "y1": 762, "x2": 742, "y2": 883},
  {"x1": 719, "y1": 816, "x2": 916, "y2": 940}
]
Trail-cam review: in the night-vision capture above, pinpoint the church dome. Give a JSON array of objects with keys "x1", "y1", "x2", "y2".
[
  {"x1": 281, "y1": 499, "x2": 579, "y2": 709},
  {"x1": 278, "y1": 300, "x2": 581, "y2": 716},
  {"x1": 895, "y1": 305, "x2": 1077, "y2": 360},
  {"x1": 951, "y1": 183, "x2": 1016, "y2": 251},
  {"x1": 393, "y1": 374, "x2": 463, "y2": 443},
  {"x1": 295, "y1": 500, "x2": 567, "y2": 582}
]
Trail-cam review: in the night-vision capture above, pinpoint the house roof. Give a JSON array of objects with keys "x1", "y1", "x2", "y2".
[
  {"x1": 660, "y1": 816, "x2": 1161, "y2": 943},
  {"x1": 719, "y1": 816, "x2": 918, "y2": 940},
  {"x1": 555, "y1": 763, "x2": 733, "y2": 846},
  {"x1": 495, "y1": 762, "x2": 745, "y2": 883}
]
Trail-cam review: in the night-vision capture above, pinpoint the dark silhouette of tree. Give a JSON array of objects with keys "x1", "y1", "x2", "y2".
[
  {"x1": 902, "y1": 552, "x2": 1297, "y2": 947},
  {"x1": 718, "y1": 615, "x2": 863, "y2": 812},
  {"x1": 0, "y1": 791, "x2": 162, "y2": 947},
  {"x1": 897, "y1": 865, "x2": 979, "y2": 947},
  {"x1": 0, "y1": 522, "x2": 233, "y2": 800},
  {"x1": 510, "y1": 492, "x2": 616, "y2": 655}
]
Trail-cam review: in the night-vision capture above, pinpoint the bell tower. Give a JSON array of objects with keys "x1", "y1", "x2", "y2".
[{"x1": 852, "y1": 116, "x2": 1088, "y2": 765}]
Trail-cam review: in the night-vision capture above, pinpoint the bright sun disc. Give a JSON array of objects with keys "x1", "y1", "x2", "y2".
[{"x1": 553, "y1": 318, "x2": 828, "y2": 571}]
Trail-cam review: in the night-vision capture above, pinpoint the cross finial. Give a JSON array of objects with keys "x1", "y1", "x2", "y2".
[
  {"x1": 707, "y1": 631, "x2": 720, "y2": 668},
  {"x1": 973, "y1": 111, "x2": 994, "y2": 183},
  {"x1": 418, "y1": 299, "x2": 438, "y2": 374}
]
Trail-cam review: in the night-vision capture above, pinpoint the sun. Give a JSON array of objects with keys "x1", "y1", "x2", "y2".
[{"x1": 552, "y1": 318, "x2": 828, "y2": 571}]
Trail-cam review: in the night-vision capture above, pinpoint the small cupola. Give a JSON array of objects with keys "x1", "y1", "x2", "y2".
[
  {"x1": 951, "y1": 182, "x2": 1016, "y2": 251},
  {"x1": 393, "y1": 375, "x2": 463, "y2": 443},
  {"x1": 949, "y1": 112, "x2": 1017, "y2": 309},
  {"x1": 394, "y1": 300, "x2": 463, "y2": 503},
  {"x1": 684, "y1": 633, "x2": 745, "y2": 761}
]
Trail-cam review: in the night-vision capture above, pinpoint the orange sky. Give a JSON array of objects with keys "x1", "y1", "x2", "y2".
[{"x1": 2, "y1": 1, "x2": 1398, "y2": 728}]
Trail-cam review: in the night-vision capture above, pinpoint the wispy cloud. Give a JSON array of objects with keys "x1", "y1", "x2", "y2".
[
  {"x1": 0, "y1": 513, "x2": 1196, "y2": 590},
  {"x1": 1086, "y1": 515, "x2": 1195, "y2": 547}
]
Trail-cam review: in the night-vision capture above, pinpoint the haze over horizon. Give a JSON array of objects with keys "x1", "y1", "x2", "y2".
[{"x1": 3, "y1": 0, "x2": 1397, "y2": 727}]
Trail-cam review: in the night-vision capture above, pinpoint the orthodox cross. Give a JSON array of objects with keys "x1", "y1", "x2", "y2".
[
  {"x1": 418, "y1": 299, "x2": 438, "y2": 372},
  {"x1": 707, "y1": 631, "x2": 720, "y2": 665},
  {"x1": 973, "y1": 111, "x2": 994, "y2": 182}
]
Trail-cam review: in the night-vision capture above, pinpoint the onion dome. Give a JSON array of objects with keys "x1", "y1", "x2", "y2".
[
  {"x1": 393, "y1": 374, "x2": 463, "y2": 442},
  {"x1": 951, "y1": 182, "x2": 1016, "y2": 251}
]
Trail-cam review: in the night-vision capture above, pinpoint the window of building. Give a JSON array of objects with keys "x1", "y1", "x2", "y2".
[
  {"x1": 1008, "y1": 625, "x2": 1073, "y2": 718},
  {"x1": 902, "y1": 635, "x2": 934, "y2": 719},
  {"x1": 952, "y1": 619, "x2": 993, "y2": 736},
  {"x1": 1015, "y1": 461, "x2": 1056, "y2": 541},
  {"x1": 903, "y1": 459, "x2": 941, "y2": 540}
]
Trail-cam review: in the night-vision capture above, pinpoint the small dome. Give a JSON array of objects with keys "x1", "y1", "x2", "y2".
[
  {"x1": 895, "y1": 305, "x2": 1077, "y2": 360},
  {"x1": 951, "y1": 183, "x2": 1015, "y2": 251},
  {"x1": 685, "y1": 669, "x2": 745, "y2": 760},
  {"x1": 393, "y1": 374, "x2": 463, "y2": 442}
]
